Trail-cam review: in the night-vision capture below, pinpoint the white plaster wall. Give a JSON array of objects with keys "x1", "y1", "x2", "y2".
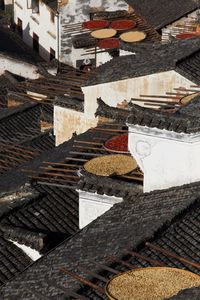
[
  {"x1": 4, "y1": 0, "x2": 13, "y2": 5},
  {"x1": 78, "y1": 190, "x2": 123, "y2": 229},
  {"x1": 54, "y1": 105, "x2": 98, "y2": 146},
  {"x1": 128, "y1": 125, "x2": 200, "y2": 192},
  {"x1": 70, "y1": 46, "x2": 113, "y2": 69},
  {"x1": 96, "y1": 51, "x2": 112, "y2": 67},
  {"x1": 0, "y1": 54, "x2": 40, "y2": 79},
  {"x1": 14, "y1": 0, "x2": 58, "y2": 61},
  {"x1": 9, "y1": 239, "x2": 41, "y2": 261},
  {"x1": 82, "y1": 70, "x2": 194, "y2": 119},
  {"x1": 59, "y1": 0, "x2": 128, "y2": 65},
  {"x1": 70, "y1": 45, "x2": 95, "y2": 69}
]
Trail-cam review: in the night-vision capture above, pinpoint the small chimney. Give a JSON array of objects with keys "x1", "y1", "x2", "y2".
[{"x1": 127, "y1": 102, "x2": 200, "y2": 192}]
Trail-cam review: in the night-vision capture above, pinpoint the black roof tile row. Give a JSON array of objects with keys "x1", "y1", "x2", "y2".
[{"x1": 125, "y1": 0, "x2": 199, "y2": 29}]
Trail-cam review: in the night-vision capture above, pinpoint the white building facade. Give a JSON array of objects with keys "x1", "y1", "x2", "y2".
[
  {"x1": 13, "y1": 0, "x2": 129, "y2": 64},
  {"x1": 13, "y1": 0, "x2": 59, "y2": 61}
]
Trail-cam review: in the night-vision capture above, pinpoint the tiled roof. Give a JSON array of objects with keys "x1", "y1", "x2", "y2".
[
  {"x1": 22, "y1": 130, "x2": 55, "y2": 152},
  {"x1": 0, "y1": 103, "x2": 53, "y2": 144},
  {"x1": 55, "y1": 95, "x2": 84, "y2": 111},
  {"x1": 16, "y1": 67, "x2": 86, "y2": 109},
  {"x1": 0, "y1": 185, "x2": 78, "y2": 252},
  {"x1": 74, "y1": 199, "x2": 200, "y2": 299},
  {"x1": 0, "y1": 71, "x2": 21, "y2": 109},
  {"x1": 2, "y1": 179, "x2": 200, "y2": 298},
  {"x1": 127, "y1": 94, "x2": 200, "y2": 134},
  {"x1": 0, "y1": 236, "x2": 32, "y2": 286},
  {"x1": 95, "y1": 98, "x2": 129, "y2": 122},
  {"x1": 1, "y1": 225, "x2": 47, "y2": 252},
  {"x1": 176, "y1": 49, "x2": 200, "y2": 85},
  {"x1": 124, "y1": 0, "x2": 199, "y2": 29},
  {"x1": 168, "y1": 286, "x2": 200, "y2": 299},
  {"x1": 85, "y1": 37, "x2": 200, "y2": 86},
  {"x1": 0, "y1": 133, "x2": 76, "y2": 194},
  {"x1": 78, "y1": 170, "x2": 142, "y2": 199}
]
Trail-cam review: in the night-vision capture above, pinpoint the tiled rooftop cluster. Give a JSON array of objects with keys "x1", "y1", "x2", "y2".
[{"x1": 1, "y1": 0, "x2": 200, "y2": 299}]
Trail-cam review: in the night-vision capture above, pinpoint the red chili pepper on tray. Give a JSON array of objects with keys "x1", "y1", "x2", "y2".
[{"x1": 105, "y1": 134, "x2": 128, "y2": 153}]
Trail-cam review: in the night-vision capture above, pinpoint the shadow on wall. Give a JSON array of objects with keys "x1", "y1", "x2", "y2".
[
  {"x1": 0, "y1": 0, "x2": 4, "y2": 10},
  {"x1": 13, "y1": 22, "x2": 55, "y2": 63}
]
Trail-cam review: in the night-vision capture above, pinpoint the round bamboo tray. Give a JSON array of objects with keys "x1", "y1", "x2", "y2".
[
  {"x1": 91, "y1": 28, "x2": 117, "y2": 39},
  {"x1": 120, "y1": 31, "x2": 146, "y2": 43},
  {"x1": 84, "y1": 154, "x2": 137, "y2": 177},
  {"x1": 176, "y1": 32, "x2": 199, "y2": 39},
  {"x1": 103, "y1": 134, "x2": 129, "y2": 154},
  {"x1": 97, "y1": 38, "x2": 120, "y2": 49},
  {"x1": 82, "y1": 20, "x2": 110, "y2": 30},
  {"x1": 106, "y1": 267, "x2": 200, "y2": 300},
  {"x1": 179, "y1": 92, "x2": 200, "y2": 105},
  {"x1": 110, "y1": 19, "x2": 136, "y2": 31}
]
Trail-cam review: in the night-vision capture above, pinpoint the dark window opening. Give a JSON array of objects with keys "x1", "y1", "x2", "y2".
[
  {"x1": 50, "y1": 11, "x2": 55, "y2": 23},
  {"x1": 50, "y1": 48, "x2": 55, "y2": 61},
  {"x1": 32, "y1": 0, "x2": 39, "y2": 13},
  {"x1": 17, "y1": 18, "x2": 23, "y2": 37},
  {"x1": 33, "y1": 32, "x2": 39, "y2": 53}
]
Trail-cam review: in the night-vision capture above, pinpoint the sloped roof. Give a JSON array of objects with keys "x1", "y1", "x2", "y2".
[
  {"x1": 85, "y1": 37, "x2": 200, "y2": 86},
  {"x1": 2, "y1": 179, "x2": 200, "y2": 298},
  {"x1": 95, "y1": 98, "x2": 130, "y2": 122},
  {"x1": 168, "y1": 286, "x2": 200, "y2": 299},
  {"x1": 0, "y1": 71, "x2": 20, "y2": 107},
  {"x1": 0, "y1": 103, "x2": 53, "y2": 144},
  {"x1": 127, "y1": 94, "x2": 200, "y2": 134},
  {"x1": 0, "y1": 236, "x2": 32, "y2": 286},
  {"x1": 176, "y1": 49, "x2": 200, "y2": 85},
  {"x1": 74, "y1": 199, "x2": 200, "y2": 298},
  {"x1": 125, "y1": 0, "x2": 199, "y2": 29},
  {"x1": 0, "y1": 184, "x2": 78, "y2": 252}
]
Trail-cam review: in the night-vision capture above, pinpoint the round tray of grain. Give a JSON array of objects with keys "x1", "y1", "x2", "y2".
[
  {"x1": 179, "y1": 92, "x2": 200, "y2": 105},
  {"x1": 91, "y1": 28, "x2": 117, "y2": 39},
  {"x1": 106, "y1": 267, "x2": 200, "y2": 300},
  {"x1": 84, "y1": 154, "x2": 137, "y2": 177},
  {"x1": 120, "y1": 31, "x2": 146, "y2": 43}
]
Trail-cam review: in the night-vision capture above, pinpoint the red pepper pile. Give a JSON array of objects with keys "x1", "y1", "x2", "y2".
[
  {"x1": 98, "y1": 38, "x2": 120, "y2": 49},
  {"x1": 110, "y1": 19, "x2": 136, "y2": 31},
  {"x1": 176, "y1": 32, "x2": 198, "y2": 39},
  {"x1": 82, "y1": 20, "x2": 110, "y2": 30},
  {"x1": 105, "y1": 134, "x2": 128, "y2": 153}
]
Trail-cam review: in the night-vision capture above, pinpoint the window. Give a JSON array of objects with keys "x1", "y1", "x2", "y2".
[
  {"x1": 33, "y1": 32, "x2": 39, "y2": 53},
  {"x1": 32, "y1": 0, "x2": 39, "y2": 13},
  {"x1": 17, "y1": 18, "x2": 23, "y2": 37},
  {"x1": 50, "y1": 11, "x2": 55, "y2": 23},
  {"x1": 50, "y1": 48, "x2": 55, "y2": 61}
]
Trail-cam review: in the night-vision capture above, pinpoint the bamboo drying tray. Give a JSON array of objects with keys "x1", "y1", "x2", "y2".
[
  {"x1": 103, "y1": 134, "x2": 129, "y2": 154},
  {"x1": 110, "y1": 19, "x2": 136, "y2": 31},
  {"x1": 91, "y1": 28, "x2": 117, "y2": 39},
  {"x1": 84, "y1": 154, "x2": 137, "y2": 176},
  {"x1": 106, "y1": 267, "x2": 200, "y2": 300},
  {"x1": 120, "y1": 31, "x2": 146, "y2": 42}
]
